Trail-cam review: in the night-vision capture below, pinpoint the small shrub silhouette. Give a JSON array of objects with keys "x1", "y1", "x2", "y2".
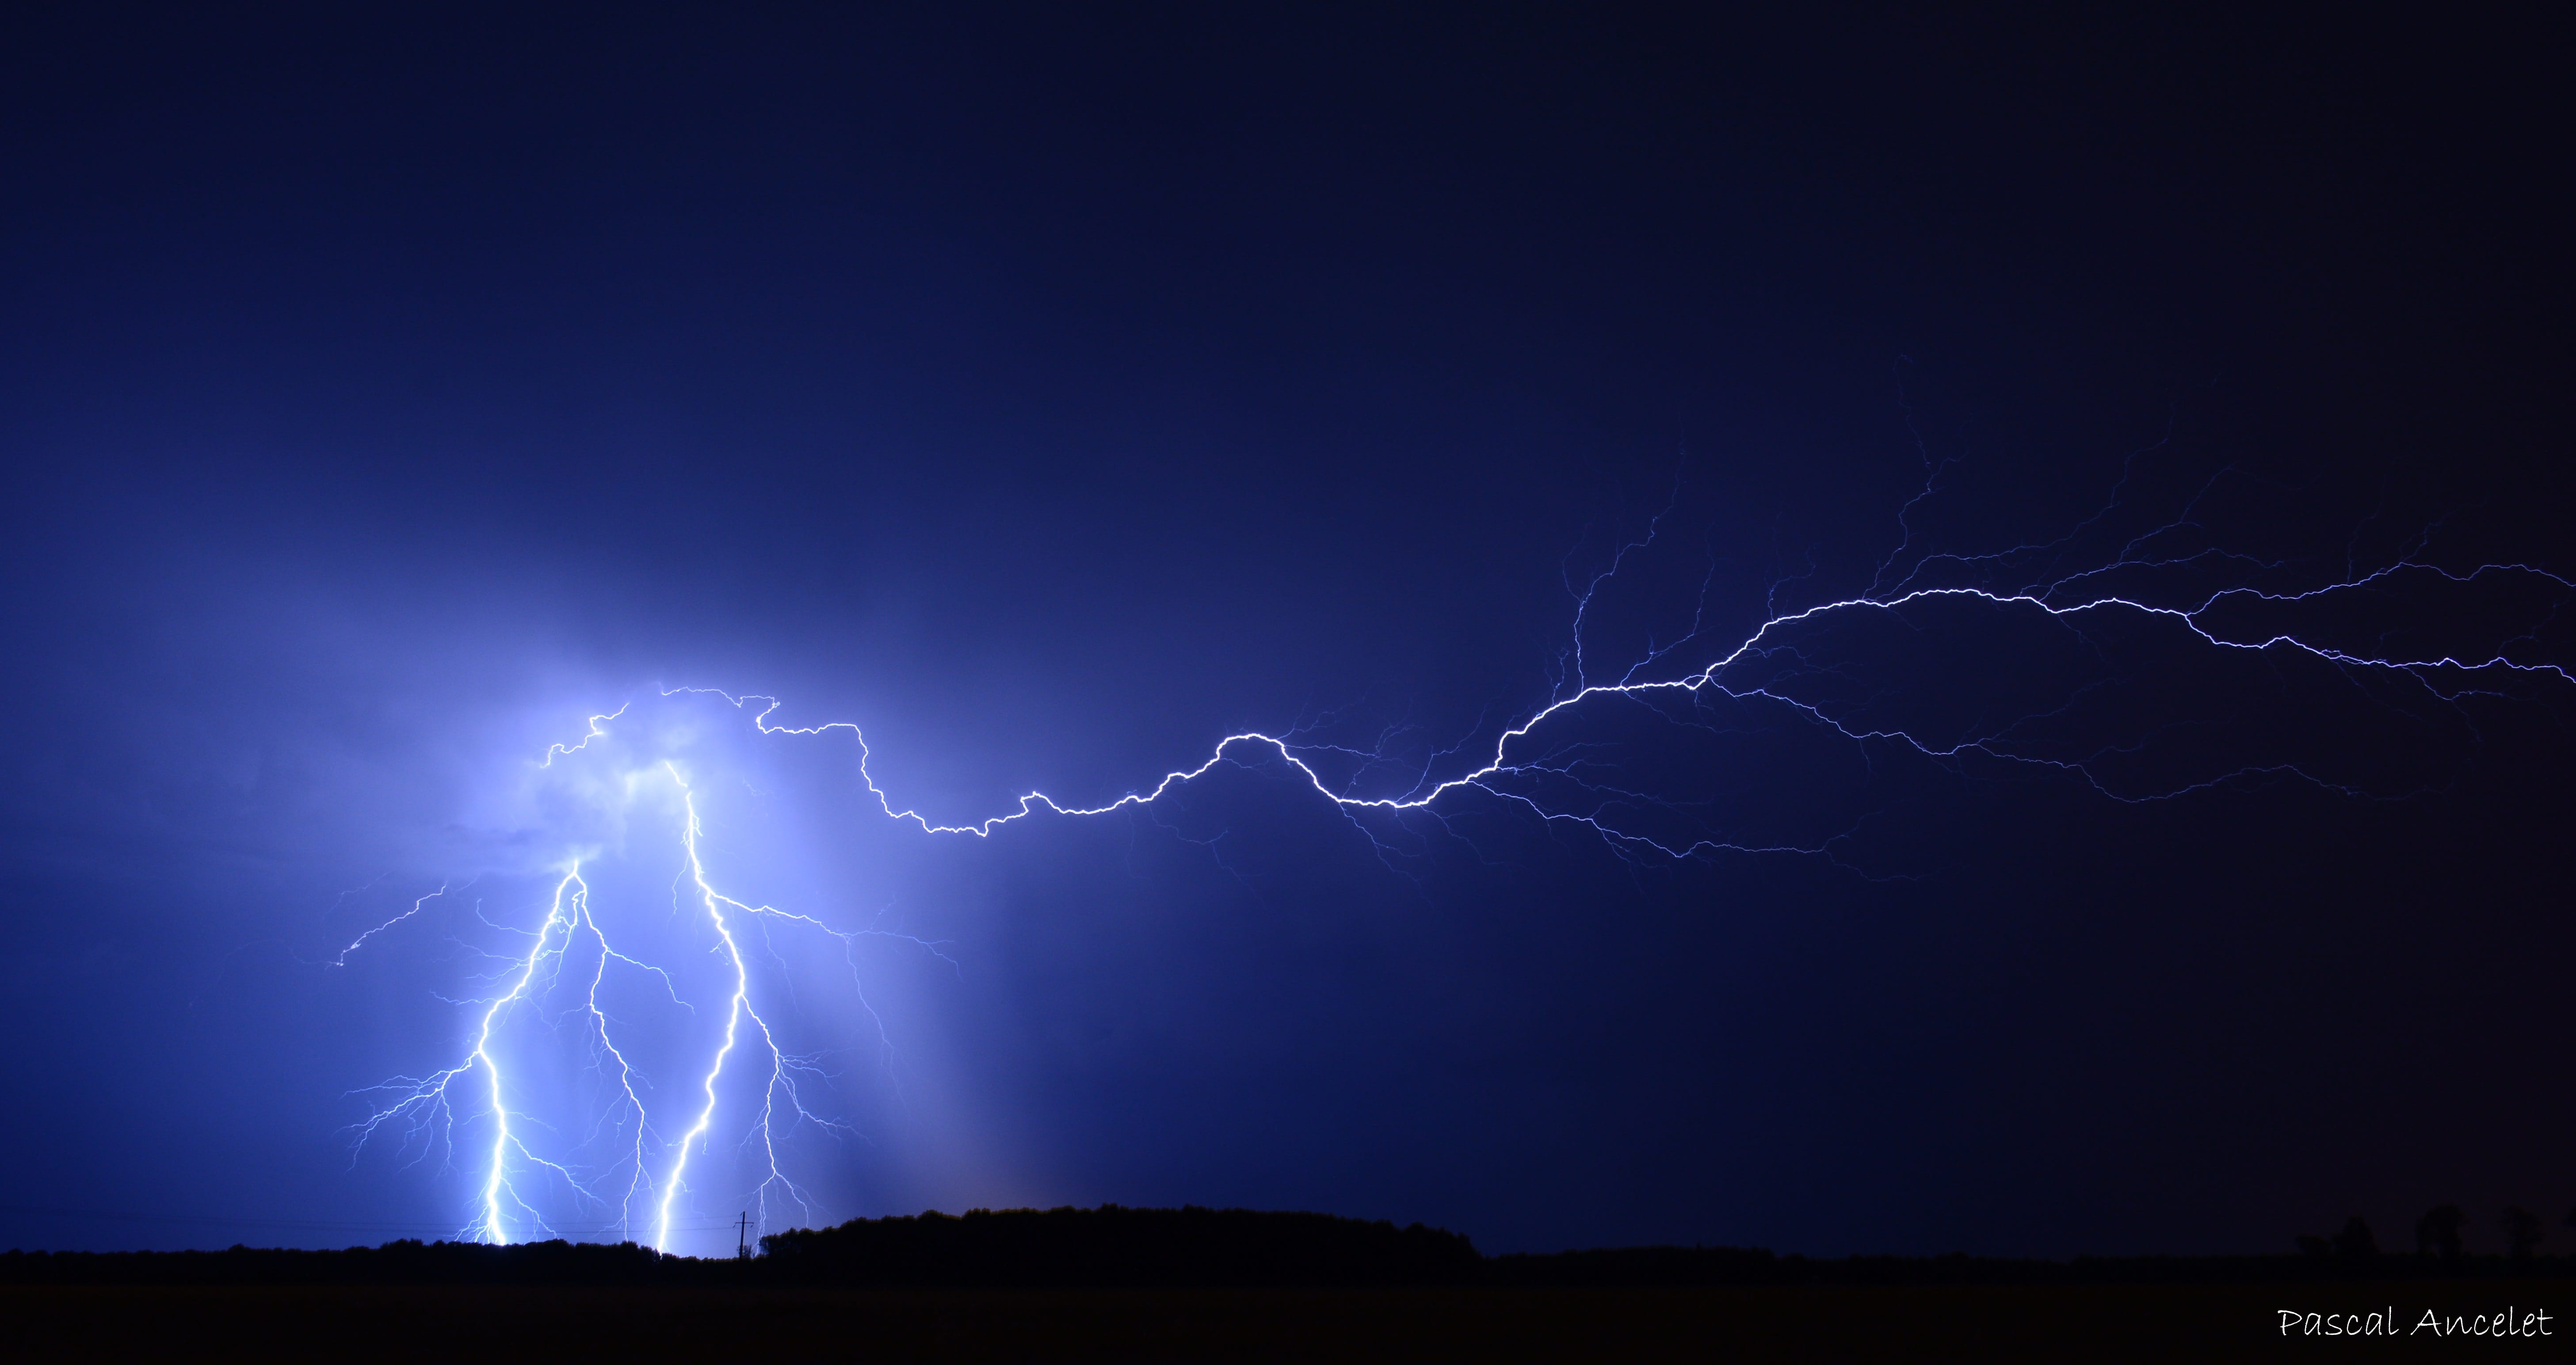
[
  {"x1": 2500, "y1": 1207, "x2": 2543, "y2": 1259},
  {"x1": 2415, "y1": 1205, "x2": 2466, "y2": 1259}
]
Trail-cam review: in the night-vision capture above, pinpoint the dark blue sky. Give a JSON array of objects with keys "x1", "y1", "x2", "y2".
[{"x1": 2, "y1": 5, "x2": 2569, "y2": 1258}]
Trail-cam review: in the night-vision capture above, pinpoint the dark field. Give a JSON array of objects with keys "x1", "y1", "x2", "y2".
[{"x1": 4, "y1": 1280, "x2": 2564, "y2": 1361}]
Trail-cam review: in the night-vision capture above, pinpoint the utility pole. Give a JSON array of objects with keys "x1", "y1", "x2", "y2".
[{"x1": 736, "y1": 1211, "x2": 753, "y2": 1260}]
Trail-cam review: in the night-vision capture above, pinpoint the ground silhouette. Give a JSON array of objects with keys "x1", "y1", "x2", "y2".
[
  {"x1": 8, "y1": 1204, "x2": 2573, "y2": 1289},
  {"x1": 10, "y1": 1208, "x2": 2572, "y2": 1361}
]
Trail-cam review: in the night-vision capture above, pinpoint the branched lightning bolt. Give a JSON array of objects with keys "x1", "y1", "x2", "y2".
[
  {"x1": 660, "y1": 552, "x2": 2571, "y2": 866},
  {"x1": 354, "y1": 461, "x2": 2572, "y2": 1250},
  {"x1": 348, "y1": 869, "x2": 586, "y2": 1242},
  {"x1": 653, "y1": 763, "x2": 837, "y2": 1251},
  {"x1": 349, "y1": 866, "x2": 681, "y2": 1243}
]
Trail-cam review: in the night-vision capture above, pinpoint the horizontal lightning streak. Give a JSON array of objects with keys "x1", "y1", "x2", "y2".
[{"x1": 667, "y1": 560, "x2": 2574, "y2": 864}]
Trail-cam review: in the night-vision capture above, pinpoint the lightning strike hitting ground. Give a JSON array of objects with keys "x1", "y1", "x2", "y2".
[{"x1": 345, "y1": 471, "x2": 2573, "y2": 1250}]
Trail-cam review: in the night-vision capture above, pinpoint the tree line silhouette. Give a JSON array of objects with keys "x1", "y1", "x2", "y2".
[
  {"x1": 5, "y1": 1204, "x2": 2572, "y2": 1289},
  {"x1": 2295, "y1": 1205, "x2": 2568, "y2": 1263}
]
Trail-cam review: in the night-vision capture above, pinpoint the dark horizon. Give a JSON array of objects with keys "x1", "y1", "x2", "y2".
[
  {"x1": 9, "y1": 1201, "x2": 2571, "y2": 1283},
  {"x1": 2, "y1": 6, "x2": 2569, "y2": 1262}
]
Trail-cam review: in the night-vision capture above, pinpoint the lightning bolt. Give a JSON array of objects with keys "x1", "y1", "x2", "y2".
[
  {"x1": 347, "y1": 460, "x2": 2572, "y2": 1248},
  {"x1": 670, "y1": 557, "x2": 2570, "y2": 866},
  {"x1": 653, "y1": 763, "x2": 836, "y2": 1251},
  {"x1": 348, "y1": 869, "x2": 591, "y2": 1243},
  {"x1": 330, "y1": 882, "x2": 447, "y2": 967}
]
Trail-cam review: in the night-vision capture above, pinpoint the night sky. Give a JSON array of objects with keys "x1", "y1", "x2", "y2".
[{"x1": 3, "y1": 7, "x2": 2569, "y2": 1260}]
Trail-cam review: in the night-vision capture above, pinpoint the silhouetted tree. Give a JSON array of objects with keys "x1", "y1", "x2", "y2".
[
  {"x1": 2296, "y1": 1235, "x2": 2330, "y2": 1258},
  {"x1": 2500, "y1": 1206, "x2": 2544, "y2": 1259},
  {"x1": 757, "y1": 1205, "x2": 1485, "y2": 1287},
  {"x1": 2331, "y1": 1216, "x2": 2379, "y2": 1260},
  {"x1": 2415, "y1": 1205, "x2": 2466, "y2": 1258}
]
